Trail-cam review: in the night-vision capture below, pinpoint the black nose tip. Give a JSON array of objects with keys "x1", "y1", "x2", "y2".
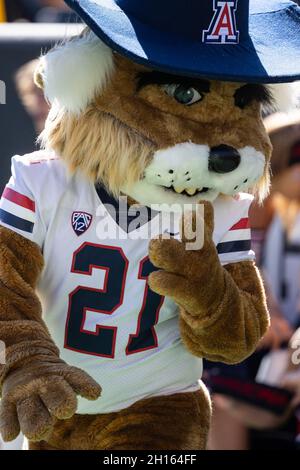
[{"x1": 209, "y1": 145, "x2": 241, "y2": 174}]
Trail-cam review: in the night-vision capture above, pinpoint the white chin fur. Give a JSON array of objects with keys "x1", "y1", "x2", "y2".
[
  {"x1": 40, "y1": 31, "x2": 114, "y2": 114},
  {"x1": 122, "y1": 142, "x2": 265, "y2": 209}
]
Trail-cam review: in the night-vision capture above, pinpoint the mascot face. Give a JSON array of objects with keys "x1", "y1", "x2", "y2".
[
  {"x1": 95, "y1": 55, "x2": 272, "y2": 206},
  {"x1": 39, "y1": 32, "x2": 273, "y2": 208}
]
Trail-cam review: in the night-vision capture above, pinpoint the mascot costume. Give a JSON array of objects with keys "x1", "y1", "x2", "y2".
[{"x1": 0, "y1": 0, "x2": 300, "y2": 451}]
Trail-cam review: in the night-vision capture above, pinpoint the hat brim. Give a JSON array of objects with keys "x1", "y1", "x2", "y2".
[{"x1": 65, "y1": 0, "x2": 300, "y2": 84}]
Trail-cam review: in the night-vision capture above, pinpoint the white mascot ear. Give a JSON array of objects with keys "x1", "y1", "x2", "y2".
[
  {"x1": 40, "y1": 31, "x2": 115, "y2": 114},
  {"x1": 266, "y1": 82, "x2": 300, "y2": 113}
]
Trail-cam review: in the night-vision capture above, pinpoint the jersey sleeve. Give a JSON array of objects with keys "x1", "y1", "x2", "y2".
[
  {"x1": 216, "y1": 194, "x2": 255, "y2": 266},
  {"x1": 0, "y1": 155, "x2": 46, "y2": 249}
]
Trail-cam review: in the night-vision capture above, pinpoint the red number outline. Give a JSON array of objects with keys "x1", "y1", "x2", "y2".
[
  {"x1": 64, "y1": 242, "x2": 128, "y2": 358},
  {"x1": 126, "y1": 256, "x2": 165, "y2": 355}
]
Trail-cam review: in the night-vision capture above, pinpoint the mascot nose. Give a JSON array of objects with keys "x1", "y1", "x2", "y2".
[{"x1": 209, "y1": 145, "x2": 241, "y2": 174}]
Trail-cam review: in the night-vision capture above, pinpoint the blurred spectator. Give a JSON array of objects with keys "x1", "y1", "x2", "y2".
[
  {"x1": 208, "y1": 111, "x2": 300, "y2": 450},
  {"x1": 14, "y1": 59, "x2": 49, "y2": 134},
  {"x1": 4, "y1": 0, "x2": 42, "y2": 22},
  {"x1": 210, "y1": 328, "x2": 300, "y2": 441},
  {"x1": 262, "y1": 111, "x2": 300, "y2": 329},
  {"x1": 36, "y1": 0, "x2": 79, "y2": 22},
  {"x1": 281, "y1": 328, "x2": 300, "y2": 408},
  {"x1": 3, "y1": 0, "x2": 78, "y2": 23}
]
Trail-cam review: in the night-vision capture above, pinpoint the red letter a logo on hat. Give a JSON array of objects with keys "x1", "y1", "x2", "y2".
[{"x1": 203, "y1": 0, "x2": 240, "y2": 44}]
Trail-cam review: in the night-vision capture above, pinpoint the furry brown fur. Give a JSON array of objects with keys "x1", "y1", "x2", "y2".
[
  {"x1": 0, "y1": 227, "x2": 101, "y2": 443},
  {"x1": 28, "y1": 387, "x2": 211, "y2": 450},
  {"x1": 39, "y1": 54, "x2": 271, "y2": 200},
  {"x1": 39, "y1": 107, "x2": 155, "y2": 198},
  {"x1": 148, "y1": 202, "x2": 269, "y2": 363}
]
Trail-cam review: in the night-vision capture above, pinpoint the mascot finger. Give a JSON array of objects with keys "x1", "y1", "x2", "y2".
[
  {"x1": 201, "y1": 201, "x2": 215, "y2": 237},
  {"x1": 149, "y1": 237, "x2": 186, "y2": 273},
  {"x1": 38, "y1": 378, "x2": 78, "y2": 420},
  {"x1": 148, "y1": 270, "x2": 200, "y2": 311},
  {"x1": 180, "y1": 201, "x2": 214, "y2": 246},
  {"x1": 150, "y1": 202, "x2": 215, "y2": 273},
  {"x1": 149, "y1": 237, "x2": 207, "y2": 279},
  {"x1": 16, "y1": 395, "x2": 54, "y2": 442},
  {"x1": 0, "y1": 399, "x2": 20, "y2": 442},
  {"x1": 64, "y1": 367, "x2": 102, "y2": 401}
]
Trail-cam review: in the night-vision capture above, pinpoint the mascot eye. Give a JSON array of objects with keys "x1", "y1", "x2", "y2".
[{"x1": 163, "y1": 84, "x2": 203, "y2": 106}]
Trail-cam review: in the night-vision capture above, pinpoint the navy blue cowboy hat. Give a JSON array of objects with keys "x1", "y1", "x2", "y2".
[{"x1": 64, "y1": 0, "x2": 300, "y2": 83}]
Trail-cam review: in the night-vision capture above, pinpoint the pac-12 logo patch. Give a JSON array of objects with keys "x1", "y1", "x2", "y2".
[
  {"x1": 72, "y1": 211, "x2": 93, "y2": 236},
  {"x1": 203, "y1": 0, "x2": 240, "y2": 44}
]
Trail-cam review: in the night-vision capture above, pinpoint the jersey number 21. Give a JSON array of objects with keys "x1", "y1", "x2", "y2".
[{"x1": 64, "y1": 243, "x2": 164, "y2": 358}]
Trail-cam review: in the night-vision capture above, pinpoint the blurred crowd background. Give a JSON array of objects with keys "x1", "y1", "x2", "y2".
[
  {"x1": 1, "y1": 0, "x2": 300, "y2": 452},
  {"x1": 0, "y1": 0, "x2": 77, "y2": 23}
]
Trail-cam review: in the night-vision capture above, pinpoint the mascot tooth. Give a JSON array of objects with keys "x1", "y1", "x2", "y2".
[{"x1": 0, "y1": 0, "x2": 300, "y2": 450}]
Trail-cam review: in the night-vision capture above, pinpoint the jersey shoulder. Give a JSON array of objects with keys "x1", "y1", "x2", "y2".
[
  {"x1": 11, "y1": 151, "x2": 70, "y2": 204},
  {"x1": 213, "y1": 193, "x2": 254, "y2": 265},
  {"x1": 12, "y1": 150, "x2": 67, "y2": 186},
  {"x1": 213, "y1": 193, "x2": 253, "y2": 233}
]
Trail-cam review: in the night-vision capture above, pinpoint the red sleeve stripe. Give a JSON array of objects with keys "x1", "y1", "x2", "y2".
[
  {"x1": 230, "y1": 218, "x2": 249, "y2": 231},
  {"x1": 2, "y1": 187, "x2": 35, "y2": 212}
]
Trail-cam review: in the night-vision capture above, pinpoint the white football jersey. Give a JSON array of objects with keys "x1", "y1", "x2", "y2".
[{"x1": 0, "y1": 152, "x2": 255, "y2": 414}]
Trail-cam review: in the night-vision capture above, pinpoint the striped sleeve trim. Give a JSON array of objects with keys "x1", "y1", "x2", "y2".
[
  {"x1": 230, "y1": 218, "x2": 250, "y2": 231},
  {"x1": 217, "y1": 239, "x2": 251, "y2": 254},
  {"x1": 2, "y1": 187, "x2": 35, "y2": 211},
  {"x1": 217, "y1": 217, "x2": 252, "y2": 258},
  {"x1": 0, "y1": 209, "x2": 34, "y2": 233},
  {"x1": 0, "y1": 186, "x2": 35, "y2": 234}
]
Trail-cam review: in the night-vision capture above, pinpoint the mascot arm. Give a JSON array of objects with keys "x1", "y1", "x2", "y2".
[
  {"x1": 148, "y1": 202, "x2": 269, "y2": 364},
  {"x1": 178, "y1": 260, "x2": 268, "y2": 363},
  {"x1": 0, "y1": 227, "x2": 101, "y2": 442}
]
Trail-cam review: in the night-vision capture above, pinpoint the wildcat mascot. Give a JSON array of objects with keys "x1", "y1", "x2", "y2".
[{"x1": 0, "y1": 0, "x2": 300, "y2": 450}]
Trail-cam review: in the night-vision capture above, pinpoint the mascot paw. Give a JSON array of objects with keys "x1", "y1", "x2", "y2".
[
  {"x1": 0, "y1": 362, "x2": 101, "y2": 442},
  {"x1": 148, "y1": 201, "x2": 216, "y2": 309}
]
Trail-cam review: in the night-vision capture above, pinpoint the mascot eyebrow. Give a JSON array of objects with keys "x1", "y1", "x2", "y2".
[
  {"x1": 136, "y1": 71, "x2": 211, "y2": 94},
  {"x1": 234, "y1": 84, "x2": 273, "y2": 109}
]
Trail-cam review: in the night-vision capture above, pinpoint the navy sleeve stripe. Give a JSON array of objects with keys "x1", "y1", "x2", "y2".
[
  {"x1": 0, "y1": 209, "x2": 34, "y2": 233},
  {"x1": 217, "y1": 239, "x2": 251, "y2": 254}
]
